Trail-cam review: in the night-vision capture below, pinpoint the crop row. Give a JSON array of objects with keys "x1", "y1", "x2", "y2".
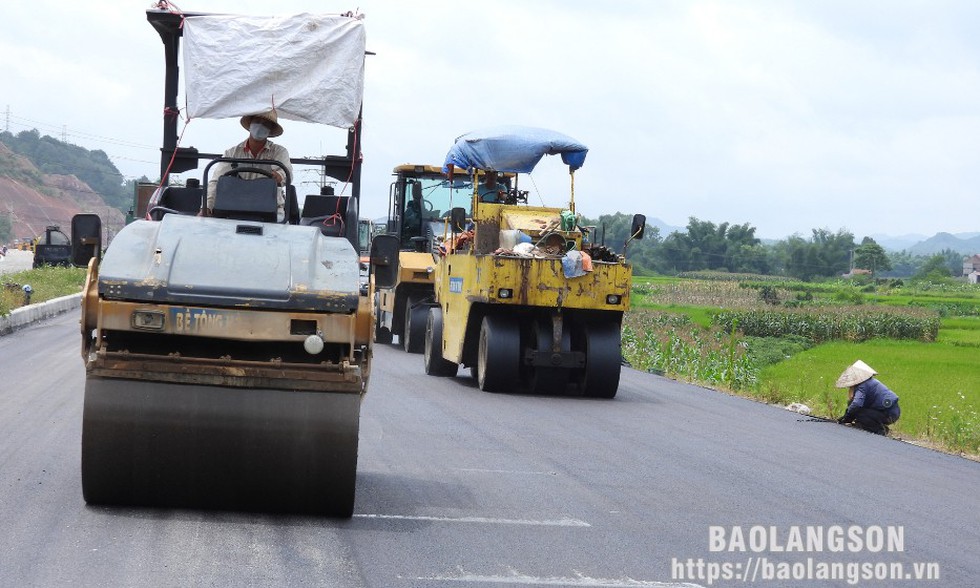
[
  {"x1": 712, "y1": 306, "x2": 940, "y2": 342},
  {"x1": 622, "y1": 310, "x2": 757, "y2": 391}
]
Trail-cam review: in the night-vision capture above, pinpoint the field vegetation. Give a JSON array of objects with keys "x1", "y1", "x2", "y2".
[
  {"x1": 625, "y1": 274, "x2": 980, "y2": 456},
  {"x1": 0, "y1": 266, "x2": 86, "y2": 316}
]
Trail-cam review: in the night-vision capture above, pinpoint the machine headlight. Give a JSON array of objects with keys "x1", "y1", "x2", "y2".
[
  {"x1": 498, "y1": 288, "x2": 513, "y2": 299},
  {"x1": 132, "y1": 310, "x2": 165, "y2": 330},
  {"x1": 606, "y1": 294, "x2": 622, "y2": 305}
]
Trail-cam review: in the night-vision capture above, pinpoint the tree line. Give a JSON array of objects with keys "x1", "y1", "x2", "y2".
[{"x1": 581, "y1": 213, "x2": 967, "y2": 281}]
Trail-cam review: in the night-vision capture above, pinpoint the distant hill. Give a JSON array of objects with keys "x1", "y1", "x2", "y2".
[
  {"x1": 907, "y1": 232, "x2": 980, "y2": 256},
  {"x1": 0, "y1": 142, "x2": 126, "y2": 244},
  {"x1": 871, "y1": 233, "x2": 929, "y2": 252},
  {"x1": 856, "y1": 232, "x2": 980, "y2": 255},
  {"x1": 647, "y1": 217, "x2": 685, "y2": 237}
]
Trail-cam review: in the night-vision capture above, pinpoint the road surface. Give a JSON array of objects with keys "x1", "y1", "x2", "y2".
[
  {"x1": 0, "y1": 249, "x2": 33, "y2": 275},
  {"x1": 1, "y1": 312, "x2": 977, "y2": 587}
]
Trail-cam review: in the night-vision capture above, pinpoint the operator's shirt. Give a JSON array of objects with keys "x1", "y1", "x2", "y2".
[{"x1": 206, "y1": 139, "x2": 293, "y2": 215}]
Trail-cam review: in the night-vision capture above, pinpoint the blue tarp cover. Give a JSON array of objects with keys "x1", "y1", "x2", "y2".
[{"x1": 442, "y1": 126, "x2": 588, "y2": 174}]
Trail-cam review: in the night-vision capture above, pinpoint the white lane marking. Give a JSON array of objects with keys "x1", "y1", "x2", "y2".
[
  {"x1": 353, "y1": 514, "x2": 590, "y2": 527},
  {"x1": 456, "y1": 468, "x2": 557, "y2": 476},
  {"x1": 409, "y1": 569, "x2": 703, "y2": 587}
]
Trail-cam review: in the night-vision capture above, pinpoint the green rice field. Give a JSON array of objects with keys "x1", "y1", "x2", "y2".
[{"x1": 628, "y1": 276, "x2": 980, "y2": 456}]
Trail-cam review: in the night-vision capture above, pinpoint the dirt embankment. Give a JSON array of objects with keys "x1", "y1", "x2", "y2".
[{"x1": 0, "y1": 143, "x2": 126, "y2": 244}]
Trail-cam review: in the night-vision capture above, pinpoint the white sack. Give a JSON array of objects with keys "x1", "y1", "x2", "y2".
[{"x1": 183, "y1": 13, "x2": 365, "y2": 128}]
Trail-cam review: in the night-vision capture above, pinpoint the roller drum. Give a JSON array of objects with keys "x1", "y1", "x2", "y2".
[{"x1": 82, "y1": 377, "x2": 361, "y2": 516}]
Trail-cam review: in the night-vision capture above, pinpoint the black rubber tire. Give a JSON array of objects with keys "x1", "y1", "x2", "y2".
[
  {"x1": 373, "y1": 294, "x2": 393, "y2": 344},
  {"x1": 424, "y1": 307, "x2": 458, "y2": 376},
  {"x1": 476, "y1": 314, "x2": 520, "y2": 392},
  {"x1": 578, "y1": 321, "x2": 622, "y2": 399},
  {"x1": 403, "y1": 297, "x2": 426, "y2": 354},
  {"x1": 375, "y1": 326, "x2": 393, "y2": 345}
]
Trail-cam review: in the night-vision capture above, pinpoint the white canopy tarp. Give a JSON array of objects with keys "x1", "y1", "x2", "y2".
[{"x1": 183, "y1": 13, "x2": 365, "y2": 128}]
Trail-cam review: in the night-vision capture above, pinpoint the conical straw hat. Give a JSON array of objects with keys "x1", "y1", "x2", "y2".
[{"x1": 835, "y1": 360, "x2": 878, "y2": 388}]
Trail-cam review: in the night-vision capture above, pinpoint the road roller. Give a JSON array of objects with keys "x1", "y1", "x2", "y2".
[
  {"x1": 70, "y1": 7, "x2": 395, "y2": 516},
  {"x1": 422, "y1": 126, "x2": 645, "y2": 398}
]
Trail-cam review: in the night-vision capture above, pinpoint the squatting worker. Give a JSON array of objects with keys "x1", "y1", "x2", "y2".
[
  {"x1": 835, "y1": 360, "x2": 900, "y2": 435},
  {"x1": 204, "y1": 109, "x2": 293, "y2": 220}
]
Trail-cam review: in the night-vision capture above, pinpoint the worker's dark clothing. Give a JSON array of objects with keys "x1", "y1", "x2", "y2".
[{"x1": 839, "y1": 377, "x2": 900, "y2": 435}]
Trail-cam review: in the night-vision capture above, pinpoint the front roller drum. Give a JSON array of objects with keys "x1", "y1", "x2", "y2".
[{"x1": 82, "y1": 377, "x2": 361, "y2": 516}]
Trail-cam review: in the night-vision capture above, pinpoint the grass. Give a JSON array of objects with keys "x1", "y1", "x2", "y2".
[
  {"x1": 757, "y1": 340, "x2": 979, "y2": 455},
  {"x1": 0, "y1": 266, "x2": 86, "y2": 316},
  {"x1": 629, "y1": 275, "x2": 980, "y2": 457},
  {"x1": 936, "y1": 316, "x2": 980, "y2": 347}
]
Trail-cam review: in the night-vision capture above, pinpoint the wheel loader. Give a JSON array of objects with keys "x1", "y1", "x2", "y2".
[
  {"x1": 423, "y1": 126, "x2": 645, "y2": 398},
  {"x1": 67, "y1": 8, "x2": 398, "y2": 516},
  {"x1": 373, "y1": 165, "x2": 492, "y2": 353}
]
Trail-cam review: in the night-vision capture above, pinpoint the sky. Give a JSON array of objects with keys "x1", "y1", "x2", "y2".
[{"x1": 2, "y1": 0, "x2": 979, "y2": 240}]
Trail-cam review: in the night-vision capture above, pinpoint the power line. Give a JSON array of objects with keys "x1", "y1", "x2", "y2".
[{"x1": 6, "y1": 113, "x2": 158, "y2": 151}]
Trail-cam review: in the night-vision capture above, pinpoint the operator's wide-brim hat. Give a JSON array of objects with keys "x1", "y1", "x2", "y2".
[
  {"x1": 835, "y1": 360, "x2": 878, "y2": 388},
  {"x1": 240, "y1": 109, "x2": 283, "y2": 138}
]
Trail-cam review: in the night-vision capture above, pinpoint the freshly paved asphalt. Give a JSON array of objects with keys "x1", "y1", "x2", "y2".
[{"x1": 1, "y1": 311, "x2": 977, "y2": 587}]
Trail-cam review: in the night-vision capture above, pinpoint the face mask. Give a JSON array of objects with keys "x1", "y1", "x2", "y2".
[{"x1": 249, "y1": 121, "x2": 271, "y2": 141}]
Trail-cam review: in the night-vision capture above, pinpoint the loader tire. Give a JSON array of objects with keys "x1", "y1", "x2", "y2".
[{"x1": 403, "y1": 296, "x2": 426, "y2": 354}]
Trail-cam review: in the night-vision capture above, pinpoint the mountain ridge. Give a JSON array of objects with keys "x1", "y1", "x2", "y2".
[{"x1": 0, "y1": 142, "x2": 126, "y2": 243}]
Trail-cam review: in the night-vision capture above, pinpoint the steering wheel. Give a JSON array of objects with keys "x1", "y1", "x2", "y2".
[
  {"x1": 222, "y1": 166, "x2": 277, "y2": 180},
  {"x1": 422, "y1": 199, "x2": 433, "y2": 212}
]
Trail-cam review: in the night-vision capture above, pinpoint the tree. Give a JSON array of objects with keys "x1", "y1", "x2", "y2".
[
  {"x1": 775, "y1": 229, "x2": 855, "y2": 281},
  {"x1": 915, "y1": 254, "x2": 955, "y2": 281},
  {"x1": 853, "y1": 237, "x2": 891, "y2": 276},
  {"x1": 883, "y1": 250, "x2": 918, "y2": 277},
  {"x1": 649, "y1": 217, "x2": 765, "y2": 274},
  {"x1": 938, "y1": 248, "x2": 965, "y2": 277},
  {"x1": 579, "y1": 212, "x2": 661, "y2": 274}
]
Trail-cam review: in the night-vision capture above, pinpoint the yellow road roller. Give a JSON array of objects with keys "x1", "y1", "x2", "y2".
[
  {"x1": 423, "y1": 126, "x2": 645, "y2": 398},
  {"x1": 70, "y1": 7, "x2": 397, "y2": 516}
]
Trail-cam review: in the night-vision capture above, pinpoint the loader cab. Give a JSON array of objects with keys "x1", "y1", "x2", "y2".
[{"x1": 388, "y1": 165, "x2": 474, "y2": 252}]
